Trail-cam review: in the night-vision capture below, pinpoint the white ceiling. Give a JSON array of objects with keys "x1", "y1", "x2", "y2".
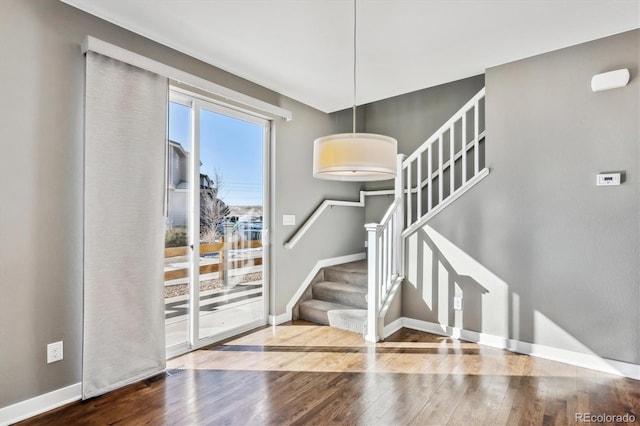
[{"x1": 61, "y1": 0, "x2": 639, "y2": 113}]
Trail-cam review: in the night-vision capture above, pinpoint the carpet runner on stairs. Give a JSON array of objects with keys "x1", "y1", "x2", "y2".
[{"x1": 298, "y1": 260, "x2": 368, "y2": 334}]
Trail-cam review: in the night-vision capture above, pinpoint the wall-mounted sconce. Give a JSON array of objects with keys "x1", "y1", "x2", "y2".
[{"x1": 591, "y1": 68, "x2": 630, "y2": 92}]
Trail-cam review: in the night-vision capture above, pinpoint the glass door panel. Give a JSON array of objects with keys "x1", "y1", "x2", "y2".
[
  {"x1": 165, "y1": 99, "x2": 193, "y2": 354},
  {"x1": 165, "y1": 88, "x2": 268, "y2": 356},
  {"x1": 197, "y1": 105, "x2": 266, "y2": 341}
]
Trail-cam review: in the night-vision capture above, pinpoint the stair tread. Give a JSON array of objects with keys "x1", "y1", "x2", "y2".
[
  {"x1": 326, "y1": 260, "x2": 367, "y2": 274},
  {"x1": 324, "y1": 261, "x2": 368, "y2": 287},
  {"x1": 299, "y1": 299, "x2": 360, "y2": 312},
  {"x1": 313, "y1": 281, "x2": 367, "y2": 294},
  {"x1": 312, "y1": 280, "x2": 368, "y2": 309}
]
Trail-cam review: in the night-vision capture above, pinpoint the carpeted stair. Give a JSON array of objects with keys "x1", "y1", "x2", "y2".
[{"x1": 297, "y1": 260, "x2": 368, "y2": 334}]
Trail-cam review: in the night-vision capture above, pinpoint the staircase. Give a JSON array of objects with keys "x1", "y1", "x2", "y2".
[
  {"x1": 296, "y1": 260, "x2": 368, "y2": 334},
  {"x1": 288, "y1": 87, "x2": 488, "y2": 341}
]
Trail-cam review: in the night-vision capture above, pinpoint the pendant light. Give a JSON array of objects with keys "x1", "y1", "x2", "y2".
[{"x1": 313, "y1": 0, "x2": 397, "y2": 181}]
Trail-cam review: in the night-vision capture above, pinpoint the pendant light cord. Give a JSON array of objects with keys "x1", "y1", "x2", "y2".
[{"x1": 352, "y1": 0, "x2": 357, "y2": 134}]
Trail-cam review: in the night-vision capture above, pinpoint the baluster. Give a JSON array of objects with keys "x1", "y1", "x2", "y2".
[
  {"x1": 474, "y1": 101, "x2": 480, "y2": 175},
  {"x1": 395, "y1": 155, "x2": 405, "y2": 275},
  {"x1": 462, "y1": 112, "x2": 467, "y2": 183},
  {"x1": 389, "y1": 219, "x2": 394, "y2": 278},
  {"x1": 427, "y1": 143, "x2": 433, "y2": 211},
  {"x1": 376, "y1": 233, "x2": 385, "y2": 302},
  {"x1": 381, "y1": 228, "x2": 387, "y2": 292},
  {"x1": 450, "y1": 124, "x2": 455, "y2": 195},
  {"x1": 438, "y1": 134, "x2": 443, "y2": 204},
  {"x1": 417, "y1": 152, "x2": 422, "y2": 219},
  {"x1": 385, "y1": 227, "x2": 390, "y2": 292},
  {"x1": 406, "y1": 161, "x2": 412, "y2": 226}
]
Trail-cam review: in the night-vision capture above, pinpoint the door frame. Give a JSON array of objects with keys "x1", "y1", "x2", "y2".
[{"x1": 167, "y1": 86, "x2": 271, "y2": 357}]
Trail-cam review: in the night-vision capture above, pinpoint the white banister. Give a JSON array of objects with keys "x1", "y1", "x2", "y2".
[
  {"x1": 427, "y1": 144, "x2": 433, "y2": 211},
  {"x1": 365, "y1": 222, "x2": 381, "y2": 342},
  {"x1": 394, "y1": 154, "x2": 405, "y2": 275},
  {"x1": 402, "y1": 87, "x2": 485, "y2": 165},
  {"x1": 363, "y1": 89, "x2": 487, "y2": 343},
  {"x1": 406, "y1": 161, "x2": 412, "y2": 226},
  {"x1": 474, "y1": 101, "x2": 480, "y2": 175},
  {"x1": 365, "y1": 196, "x2": 402, "y2": 341},
  {"x1": 416, "y1": 131, "x2": 485, "y2": 193},
  {"x1": 462, "y1": 113, "x2": 467, "y2": 184},
  {"x1": 416, "y1": 154, "x2": 422, "y2": 219},
  {"x1": 450, "y1": 125, "x2": 455, "y2": 195},
  {"x1": 438, "y1": 134, "x2": 444, "y2": 203},
  {"x1": 284, "y1": 189, "x2": 394, "y2": 249},
  {"x1": 403, "y1": 168, "x2": 489, "y2": 237}
]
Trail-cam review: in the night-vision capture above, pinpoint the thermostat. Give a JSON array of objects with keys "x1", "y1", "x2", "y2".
[{"x1": 596, "y1": 173, "x2": 621, "y2": 186}]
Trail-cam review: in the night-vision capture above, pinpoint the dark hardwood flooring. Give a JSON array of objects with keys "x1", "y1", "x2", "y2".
[{"x1": 19, "y1": 322, "x2": 639, "y2": 425}]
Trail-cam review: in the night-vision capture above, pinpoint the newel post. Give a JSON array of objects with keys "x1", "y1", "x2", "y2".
[{"x1": 365, "y1": 223, "x2": 381, "y2": 342}]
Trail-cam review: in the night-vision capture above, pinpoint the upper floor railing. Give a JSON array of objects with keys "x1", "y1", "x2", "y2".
[{"x1": 401, "y1": 87, "x2": 487, "y2": 234}]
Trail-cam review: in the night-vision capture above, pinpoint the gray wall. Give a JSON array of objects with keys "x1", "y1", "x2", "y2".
[
  {"x1": 0, "y1": 0, "x2": 361, "y2": 408},
  {"x1": 400, "y1": 30, "x2": 639, "y2": 364},
  {"x1": 271, "y1": 98, "x2": 364, "y2": 314}
]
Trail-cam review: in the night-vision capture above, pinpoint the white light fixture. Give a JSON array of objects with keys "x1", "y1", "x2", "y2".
[
  {"x1": 591, "y1": 68, "x2": 630, "y2": 92},
  {"x1": 313, "y1": 0, "x2": 397, "y2": 181}
]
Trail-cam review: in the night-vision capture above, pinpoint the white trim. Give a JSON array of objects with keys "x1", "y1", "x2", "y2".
[
  {"x1": 403, "y1": 87, "x2": 485, "y2": 164},
  {"x1": 82, "y1": 36, "x2": 292, "y2": 122},
  {"x1": 284, "y1": 190, "x2": 393, "y2": 250},
  {"x1": 0, "y1": 383, "x2": 81, "y2": 426},
  {"x1": 411, "y1": 130, "x2": 486, "y2": 193},
  {"x1": 284, "y1": 193, "x2": 366, "y2": 250},
  {"x1": 268, "y1": 312, "x2": 291, "y2": 325},
  {"x1": 279, "y1": 253, "x2": 367, "y2": 321},
  {"x1": 383, "y1": 317, "x2": 404, "y2": 338},
  {"x1": 393, "y1": 317, "x2": 640, "y2": 380},
  {"x1": 403, "y1": 168, "x2": 490, "y2": 237}
]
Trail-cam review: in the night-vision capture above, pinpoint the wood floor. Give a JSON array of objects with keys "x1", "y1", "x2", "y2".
[{"x1": 21, "y1": 322, "x2": 639, "y2": 425}]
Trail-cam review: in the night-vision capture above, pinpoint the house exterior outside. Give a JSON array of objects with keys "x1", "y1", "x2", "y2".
[
  {"x1": 166, "y1": 140, "x2": 227, "y2": 239},
  {"x1": 167, "y1": 140, "x2": 189, "y2": 228}
]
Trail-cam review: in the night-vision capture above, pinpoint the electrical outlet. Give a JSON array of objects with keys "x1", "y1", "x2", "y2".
[
  {"x1": 453, "y1": 297, "x2": 463, "y2": 310},
  {"x1": 47, "y1": 341, "x2": 63, "y2": 364}
]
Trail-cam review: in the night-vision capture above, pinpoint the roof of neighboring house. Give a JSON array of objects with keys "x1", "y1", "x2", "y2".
[{"x1": 169, "y1": 140, "x2": 187, "y2": 158}]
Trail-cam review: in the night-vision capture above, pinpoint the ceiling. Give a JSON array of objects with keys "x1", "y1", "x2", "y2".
[{"x1": 61, "y1": 0, "x2": 639, "y2": 113}]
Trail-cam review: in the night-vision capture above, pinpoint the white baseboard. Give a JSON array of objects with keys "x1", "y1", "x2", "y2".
[
  {"x1": 268, "y1": 312, "x2": 291, "y2": 325},
  {"x1": 279, "y1": 252, "x2": 366, "y2": 322},
  {"x1": 0, "y1": 382, "x2": 81, "y2": 426},
  {"x1": 388, "y1": 317, "x2": 640, "y2": 380},
  {"x1": 383, "y1": 317, "x2": 404, "y2": 337}
]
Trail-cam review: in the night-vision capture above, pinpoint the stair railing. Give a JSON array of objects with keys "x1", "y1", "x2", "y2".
[
  {"x1": 366, "y1": 87, "x2": 489, "y2": 341},
  {"x1": 402, "y1": 87, "x2": 487, "y2": 234},
  {"x1": 365, "y1": 155, "x2": 405, "y2": 342}
]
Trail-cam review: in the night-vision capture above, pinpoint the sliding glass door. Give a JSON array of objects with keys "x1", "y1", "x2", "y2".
[{"x1": 165, "y1": 88, "x2": 268, "y2": 356}]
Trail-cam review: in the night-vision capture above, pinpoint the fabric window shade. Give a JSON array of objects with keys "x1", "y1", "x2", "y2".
[{"x1": 83, "y1": 51, "x2": 167, "y2": 399}]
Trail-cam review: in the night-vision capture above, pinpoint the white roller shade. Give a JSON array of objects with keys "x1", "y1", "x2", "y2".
[{"x1": 83, "y1": 51, "x2": 167, "y2": 399}]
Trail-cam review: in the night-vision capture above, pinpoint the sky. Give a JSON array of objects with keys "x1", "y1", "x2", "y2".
[{"x1": 169, "y1": 102, "x2": 264, "y2": 207}]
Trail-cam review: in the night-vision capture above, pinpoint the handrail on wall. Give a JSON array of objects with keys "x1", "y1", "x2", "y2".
[{"x1": 283, "y1": 188, "x2": 395, "y2": 250}]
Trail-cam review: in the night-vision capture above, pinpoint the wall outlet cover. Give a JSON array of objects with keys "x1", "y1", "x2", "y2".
[
  {"x1": 282, "y1": 214, "x2": 296, "y2": 226},
  {"x1": 47, "y1": 341, "x2": 63, "y2": 364},
  {"x1": 453, "y1": 297, "x2": 463, "y2": 310}
]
